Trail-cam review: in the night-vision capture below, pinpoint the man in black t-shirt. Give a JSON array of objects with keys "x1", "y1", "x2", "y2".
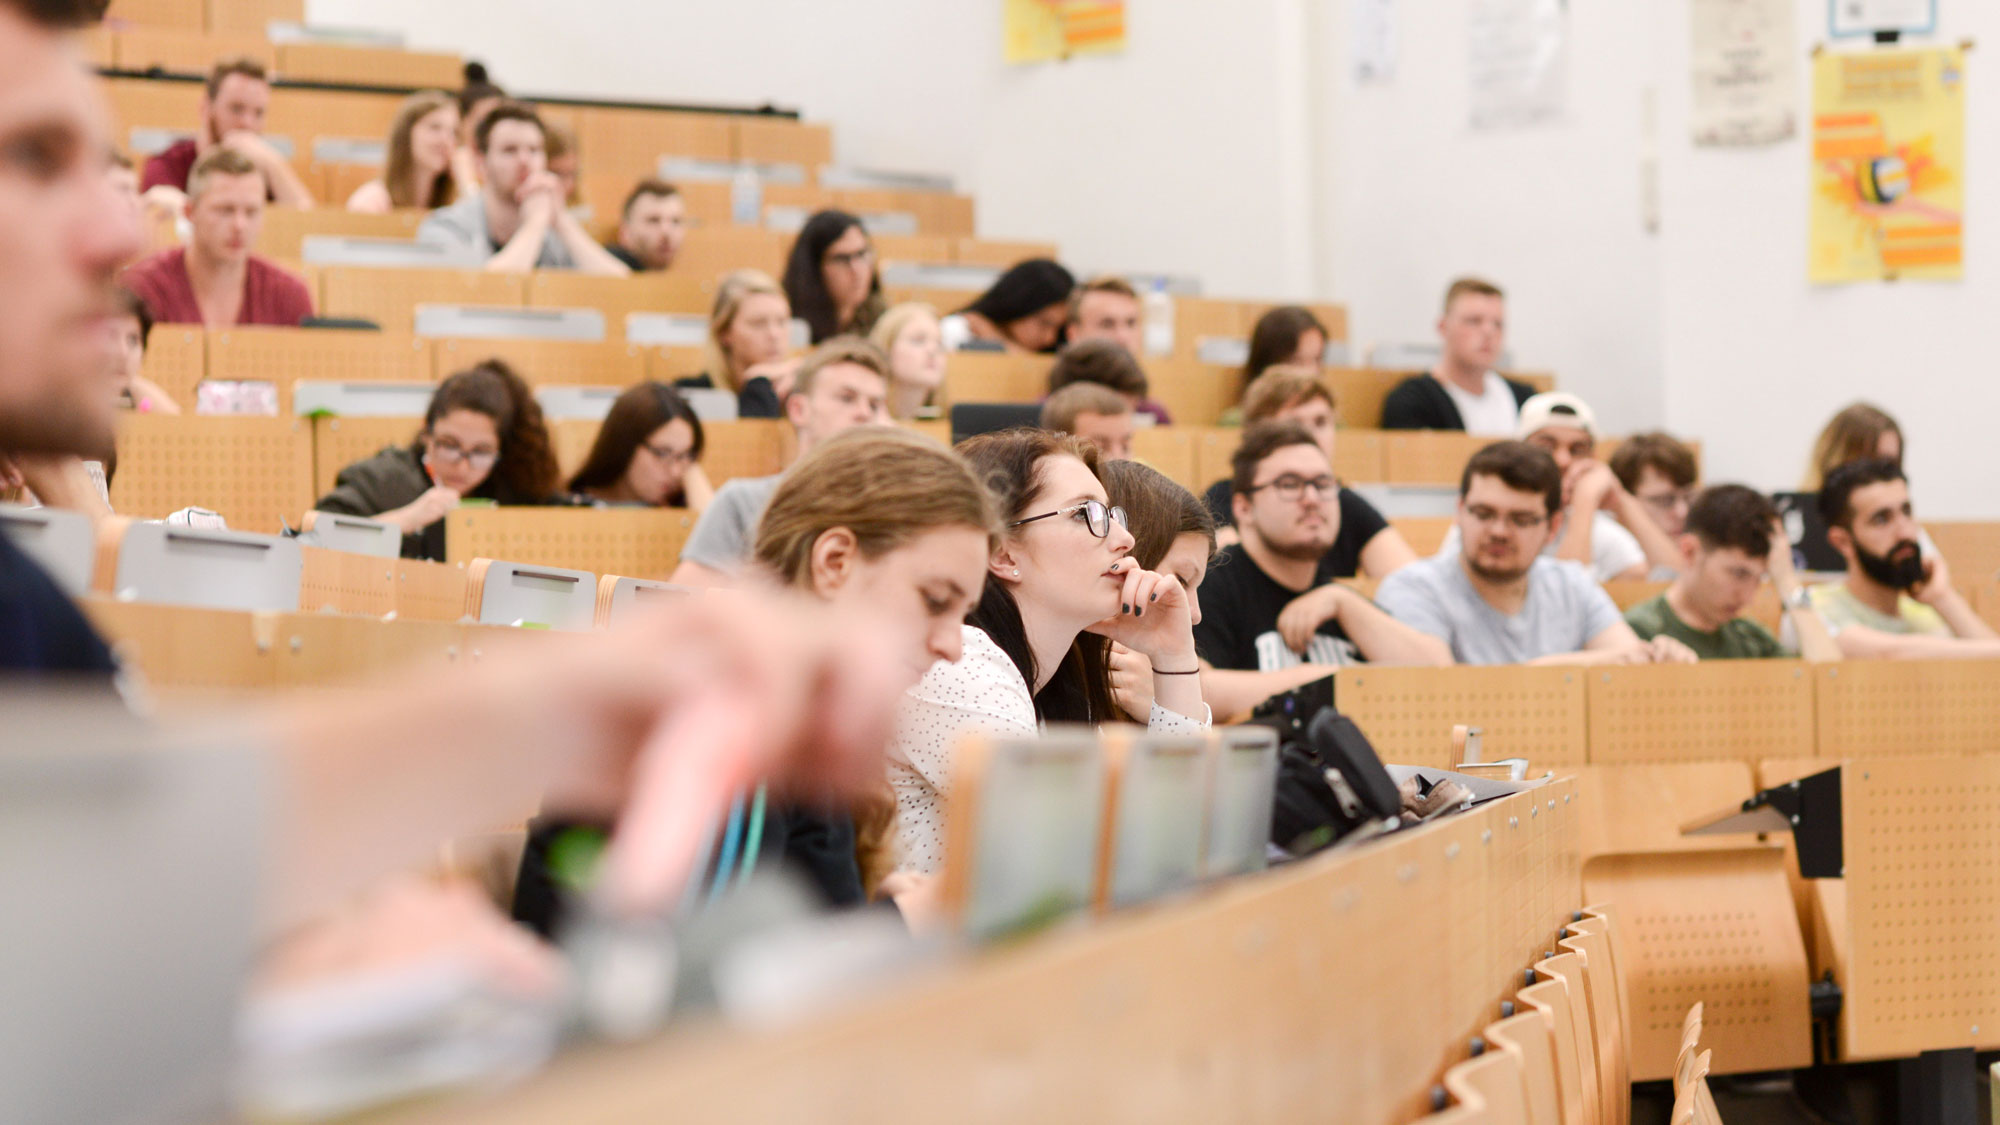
[{"x1": 1194, "y1": 422, "x2": 1452, "y2": 719}]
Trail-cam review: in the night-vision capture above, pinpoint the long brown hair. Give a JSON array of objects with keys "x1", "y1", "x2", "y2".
[
  {"x1": 753, "y1": 427, "x2": 999, "y2": 898},
  {"x1": 1805, "y1": 402, "x2": 1903, "y2": 490},
  {"x1": 1101, "y1": 459, "x2": 1216, "y2": 570},
  {"x1": 382, "y1": 90, "x2": 458, "y2": 210},
  {"x1": 1241, "y1": 306, "x2": 1328, "y2": 392},
  {"x1": 955, "y1": 427, "x2": 1116, "y2": 723},
  {"x1": 414, "y1": 359, "x2": 558, "y2": 502},
  {"x1": 566, "y1": 382, "x2": 704, "y2": 502}
]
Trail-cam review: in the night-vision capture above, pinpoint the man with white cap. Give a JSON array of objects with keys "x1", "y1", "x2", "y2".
[{"x1": 1435, "y1": 391, "x2": 1677, "y2": 581}]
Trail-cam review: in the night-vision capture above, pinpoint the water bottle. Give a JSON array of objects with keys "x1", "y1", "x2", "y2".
[
  {"x1": 729, "y1": 165, "x2": 762, "y2": 227},
  {"x1": 1142, "y1": 278, "x2": 1174, "y2": 357}
]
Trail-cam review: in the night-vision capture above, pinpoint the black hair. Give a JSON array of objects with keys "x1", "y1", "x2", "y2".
[
  {"x1": 782, "y1": 210, "x2": 887, "y2": 343},
  {"x1": 112, "y1": 287, "x2": 152, "y2": 350},
  {"x1": 1684, "y1": 484, "x2": 1775, "y2": 557},
  {"x1": 958, "y1": 259, "x2": 1075, "y2": 339},
  {"x1": 1817, "y1": 457, "x2": 1907, "y2": 531},
  {"x1": 1460, "y1": 441, "x2": 1563, "y2": 517}
]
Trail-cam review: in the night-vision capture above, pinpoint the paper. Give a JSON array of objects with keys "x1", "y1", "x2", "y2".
[
  {"x1": 1004, "y1": 0, "x2": 1127, "y2": 65},
  {"x1": 1808, "y1": 47, "x2": 1966, "y2": 284},
  {"x1": 1689, "y1": 0, "x2": 1798, "y2": 146},
  {"x1": 1468, "y1": 0, "x2": 1568, "y2": 130},
  {"x1": 1352, "y1": 0, "x2": 1397, "y2": 83},
  {"x1": 1828, "y1": 0, "x2": 1937, "y2": 38}
]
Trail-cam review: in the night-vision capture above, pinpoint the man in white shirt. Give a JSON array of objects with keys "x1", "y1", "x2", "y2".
[{"x1": 1380, "y1": 277, "x2": 1538, "y2": 435}]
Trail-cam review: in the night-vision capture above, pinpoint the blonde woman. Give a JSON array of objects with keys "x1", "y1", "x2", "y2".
[
  {"x1": 346, "y1": 90, "x2": 463, "y2": 214},
  {"x1": 1803, "y1": 402, "x2": 1904, "y2": 489},
  {"x1": 674, "y1": 268, "x2": 796, "y2": 419},
  {"x1": 868, "y1": 301, "x2": 947, "y2": 420}
]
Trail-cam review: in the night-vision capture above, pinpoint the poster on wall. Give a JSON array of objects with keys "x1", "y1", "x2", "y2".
[
  {"x1": 1690, "y1": 0, "x2": 1798, "y2": 145},
  {"x1": 1828, "y1": 0, "x2": 1937, "y2": 39},
  {"x1": 1004, "y1": 0, "x2": 1127, "y2": 65},
  {"x1": 1468, "y1": 0, "x2": 1568, "y2": 130},
  {"x1": 1808, "y1": 47, "x2": 1965, "y2": 284}
]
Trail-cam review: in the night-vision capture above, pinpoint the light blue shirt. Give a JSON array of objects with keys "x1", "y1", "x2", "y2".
[{"x1": 1376, "y1": 553, "x2": 1624, "y2": 665}]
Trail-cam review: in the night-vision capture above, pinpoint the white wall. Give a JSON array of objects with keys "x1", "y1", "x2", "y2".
[{"x1": 304, "y1": 0, "x2": 1317, "y2": 300}]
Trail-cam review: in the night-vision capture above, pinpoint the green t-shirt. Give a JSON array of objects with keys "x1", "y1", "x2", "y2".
[{"x1": 1623, "y1": 592, "x2": 1787, "y2": 660}]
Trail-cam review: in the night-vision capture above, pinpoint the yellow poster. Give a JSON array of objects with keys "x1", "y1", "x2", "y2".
[
  {"x1": 1809, "y1": 47, "x2": 1965, "y2": 283},
  {"x1": 1005, "y1": 0, "x2": 1127, "y2": 65}
]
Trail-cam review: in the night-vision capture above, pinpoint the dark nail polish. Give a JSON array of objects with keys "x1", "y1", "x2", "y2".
[
  {"x1": 1150, "y1": 592, "x2": 1159, "y2": 602},
  {"x1": 1122, "y1": 603, "x2": 1130, "y2": 614}
]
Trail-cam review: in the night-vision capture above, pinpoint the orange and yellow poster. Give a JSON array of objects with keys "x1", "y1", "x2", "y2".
[
  {"x1": 1809, "y1": 47, "x2": 1965, "y2": 283},
  {"x1": 1004, "y1": 0, "x2": 1127, "y2": 65}
]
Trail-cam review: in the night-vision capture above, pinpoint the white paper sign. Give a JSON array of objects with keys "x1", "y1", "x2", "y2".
[
  {"x1": 1829, "y1": 0, "x2": 1937, "y2": 37},
  {"x1": 1690, "y1": 0, "x2": 1799, "y2": 145},
  {"x1": 1468, "y1": 0, "x2": 1569, "y2": 131}
]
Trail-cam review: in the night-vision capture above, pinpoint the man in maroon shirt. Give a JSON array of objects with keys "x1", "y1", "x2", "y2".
[
  {"x1": 138, "y1": 57, "x2": 314, "y2": 210},
  {"x1": 122, "y1": 148, "x2": 314, "y2": 328}
]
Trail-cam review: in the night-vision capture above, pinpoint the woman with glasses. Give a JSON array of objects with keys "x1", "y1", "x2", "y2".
[
  {"x1": 564, "y1": 381, "x2": 714, "y2": 513},
  {"x1": 782, "y1": 209, "x2": 887, "y2": 344},
  {"x1": 888, "y1": 428, "x2": 1209, "y2": 875},
  {"x1": 314, "y1": 359, "x2": 559, "y2": 560}
]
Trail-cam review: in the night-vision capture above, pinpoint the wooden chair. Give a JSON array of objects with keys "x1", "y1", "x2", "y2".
[
  {"x1": 1519, "y1": 979, "x2": 1592, "y2": 1125},
  {"x1": 1559, "y1": 925, "x2": 1629, "y2": 1125},
  {"x1": 96, "y1": 519, "x2": 302, "y2": 612},
  {"x1": 208, "y1": 327, "x2": 432, "y2": 413},
  {"x1": 319, "y1": 267, "x2": 527, "y2": 335},
  {"x1": 445, "y1": 507, "x2": 695, "y2": 581},
  {"x1": 594, "y1": 574, "x2": 691, "y2": 628},
  {"x1": 1484, "y1": 1011, "x2": 1564, "y2": 1125},
  {"x1": 1533, "y1": 951, "x2": 1603, "y2": 1125},
  {"x1": 1432, "y1": 1049, "x2": 1531, "y2": 1124},
  {"x1": 111, "y1": 414, "x2": 314, "y2": 534},
  {"x1": 433, "y1": 337, "x2": 647, "y2": 388},
  {"x1": 463, "y1": 557, "x2": 597, "y2": 631}
]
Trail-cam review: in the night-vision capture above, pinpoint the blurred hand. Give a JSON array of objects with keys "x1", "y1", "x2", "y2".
[
  {"x1": 219, "y1": 130, "x2": 283, "y2": 168},
  {"x1": 1911, "y1": 550, "x2": 1955, "y2": 606},
  {"x1": 879, "y1": 870, "x2": 945, "y2": 937},
  {"x1": 396, "y1": 485, "x2": 460, "y2": 531},
  {"x1": 744, "y1": 357, "x2": 802, "y2": 401},
  {"x1": 1565, "y1": 459, "x2": 1621, "y2": 514},
  {"x1": 1647, "y1": 635, "x2": 1699, "y2": 664},
  {"x1": 1277, "y1": 585, "x2": 1343, "y2": 655},
  {"x1": 1107, "y1": 641, "x2": 1154, "y2": 721}
]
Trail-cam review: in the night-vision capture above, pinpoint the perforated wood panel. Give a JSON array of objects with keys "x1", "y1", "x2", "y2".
[
  {"x1": 115, "y1": 28, "x2": 272, "y2": 72},
  {"x1": 445, "y1": 507, "x2": 693, "y2": 580},
  {"x1": 732, "y1": 117, "x2": 832, "y2": 167},
  {"x1": 255, "y1": 206, "x2": 422, "y2": 260},
  {"x1": 319, "y1": 268, "x2": 526, "y2": 336},
  {"x1": 549, "y1": 419, "x2": 599, "y2": 479},
  {"x1": 941, "y1": 351, "x2": 1051, "y2": 406},
  {"x1": 1840, "y1": 754, "x2": 2000, "y2": 1060},
  {"x1": 1573, "y1": 763, "x2": 1756, "y2": 860},
  {"x1": 1384, "y1": 431, "x2": 1487, "y2": 485},
  {"x1": 81, "y1": 598, "x2": 273, "y2": 695},
  {"x1": 672, "y1": 225, "x2": 788, "y2": 281},
  {"x1": 953, "y1": 238, "x2": 1059, "y2": 267},
  {"x1": 392, "y1": 559, "x2": 468, "y2": 623},
  {"x1": 264, "y1": 88, "x2": 402, "y2": 144},
  {"x1": 1336, "y1": 428, "x2": 1387, "y2": 483},
  {"x1": 1334, "y1": 664, "x2": 1587, "y2": 770},
  {"x1": 641, "y1": 346, "x2": 709, "y2": 386},
  {"x1": 1587, "y1": 661, "x2": 1816, "y2": 765},
  {"x1": 1326, "y1": 368, "x2": 1413, "y2": 430},
  {"x1": 1581, "y1": 848, "x2": 1812, "y2": 1081},
  {"x1": 310, "y1": 415, "x2": 417, "y2": 498},
  {"x1": 431, "y1": 337, "x2": 645, "y2": 390},
  {"x1": 298, "y1": 546, "x2": 395, "y2": 617},
  {"x1": 1390, "y1": 516, "x2": 1455, "y2": 558},
  {"x1": 206, "y1": 0, "x2": 301, "y2": 33},
  {"x1": 1813, "y1": 661, "x2": 2000, "y2": 757},
  {"x1": 273, "y1": 43, "x2": 462, "y2": 88},
  {"x1": 139, "y1": 326, "x2": 206, "y2": 408},
  {"x1": 209, "y1": 327, "x2": 432, "y2": 412},
  {"x1": 112, "y1": 414, "x2": 313, "y2": 533},
  {"x1": 697, "y1": 420, "x2": 787, "y2": 485},
  {"x1": 1922, "y1": 521, "x2": 2000, "y2": 582},
  {"x1": 1147, "y1": 360, "x2": 1237, "y2": 427},
  {"x1": 383, "y1": 782, "x2": 1579, "y2": 1125},
  {"x1": 1127, "y1": 429, "x2": 1197, "y2": 492},
  {"x1": 525, "y1": 273, "x2": 715, "y2": 329}
]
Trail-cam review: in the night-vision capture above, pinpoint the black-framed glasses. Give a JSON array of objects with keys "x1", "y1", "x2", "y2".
[
  {"x1": 1008, "y1": 499, "x2": 1128, "y2": 539},
  {"x1": 1241, "y1": 473, "x2": 1335, "y2": 502},
  {"x1": 825, "y1": 246, "x2": 874, "y2": 268},
  {"x1": 641, "y1": 441, "x2": 694, "y2": 467},
  {"x1": 424, "y1": 440, "x2": 498, "y2": 471}
]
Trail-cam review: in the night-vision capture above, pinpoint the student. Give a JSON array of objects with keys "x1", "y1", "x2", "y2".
[
  {"x1": 1375, "y1": 442, "x2": 1697, "y2": 666},
  {"x1": 564, "y1": 381, "x2": 713, "y2": 512},
  {"x1": 450, "y1": 62, "x2": 505, "y2": 190},
  {"x1": 1193, "y1": 422, "x2": 1451, "y2": 718},
  {"x1": 120, "y1": 148, "x2": 315, "y2": 329},
  {"x1": 1807, "y1": 459, "x2": 2000, "y2": 659},
  {"x1": 889, "y1": 427, "x2": 1209, "y2": 874},
  {"x1": 1437, "y1": 392, "x2": 1670, "y2": 581},
  {"x1": 543, "y1": 119, "x2": 581, "y2": 208},
  {"x1": 669, "y1": 337, "x2": 891, "y2": 586},
  {"x1": 346, "y1": 90, "x2": 461, "y2": 213},
  {"x1": 1100, "y1": 460, "x2": 1216, "y2": 722},
  {"x1": 1040, "y1": 382, "x2": 1134, "y2": 461},
  {"x1": 314, "y1": 360, "x2": 560, "y2": 560},
  {"x1": 1067, "y1": 275, "x2": 1144, "y2": 356},
  {"x1": 605, "y1": 179, "x2": 686, "y2": 272},
  {"x1": 1625, "y1": 485, "x2": 1837, "y2": 660},
  {"x1": 675, "y1": 268, "x2": 793, "y2": 419},
  {"x1": 138, "y1": 56, "x2": 314, "y2": 208},
  {"x1": 941, "y1": 257, "x2": 1074, "y2": 354},
  {"x1": 1046, "y1": 337, "x2": 1171, "y2": 424},
  {"x1": 416, "y1": 102, "x2": 629, "y2": 275},
  {"x1": 868, "y1": 301, "x2": 947, "y2": 420},
  {"x1": 783, "y1": 209, "x2": 887, "y2": 342},
  {"x1": 1802, "y1": 401, "x2": 1903, "y2": 489},
  {"x1": 1238, "y1": 306, "x2": 1329, "y2": 392},
  {"x1": 108, "y1": 287, "x2": 179, "y2": 414},
  {"x1": 1202, "y1": 366, "x2": 1417, "y2": 578},
  {"x1": 514, "y1": 427, "x2": 999, "y2": 931},
  {"x1": 1381, "y1": 277, "x2": 1536, "y2": 434},
  {"x1": 1609, "y1": 431, "x2": 1699, "y2": 537}
]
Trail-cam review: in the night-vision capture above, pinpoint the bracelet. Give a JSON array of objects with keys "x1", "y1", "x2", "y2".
[{"x1": 1151, "y1": 666, "x2": 1201, "y2": 676}]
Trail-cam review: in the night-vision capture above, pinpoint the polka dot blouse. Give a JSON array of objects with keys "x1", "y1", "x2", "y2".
[{"x1": 885, "y1": 624, "x2": 1211, "y2": 875}]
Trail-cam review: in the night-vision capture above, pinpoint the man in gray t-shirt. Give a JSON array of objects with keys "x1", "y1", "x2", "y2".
[
  {"x1": 1374, "y1": 441, "x2": 1696, "y2": 666},
  {"x1": 670, "y1": 338, "x2": 891, "y2": 585},
  {"x1": 414, "y1": 103, "x2": 627, "y2": 276}
]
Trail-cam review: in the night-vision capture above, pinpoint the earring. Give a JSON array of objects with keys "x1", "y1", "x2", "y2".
[{"x1": 1012, "y1": 568, "x2": 1021, "y2": 579}]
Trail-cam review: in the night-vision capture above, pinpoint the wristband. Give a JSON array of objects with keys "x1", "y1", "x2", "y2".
[{"x1": 1151, "y1": 667, "x2": 1200, "y2": 676}]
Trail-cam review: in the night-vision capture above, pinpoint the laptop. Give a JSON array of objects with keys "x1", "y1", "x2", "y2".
[
  {"x1": 1770, "y1": 491, "x2": 1847, "y2": 572},
  {"x1": 949, "y1": 402, "x2": 1043, "y2": 444}
]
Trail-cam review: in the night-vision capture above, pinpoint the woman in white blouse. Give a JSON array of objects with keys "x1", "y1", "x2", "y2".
[{"x1": 889, "y1": 429, "x2": 1211, "y2": 874}]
